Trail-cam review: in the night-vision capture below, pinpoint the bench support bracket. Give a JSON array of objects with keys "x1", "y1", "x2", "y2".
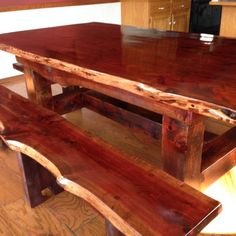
[{"x1": 17, "y1": 153, "x2": 62, "y2": 207}]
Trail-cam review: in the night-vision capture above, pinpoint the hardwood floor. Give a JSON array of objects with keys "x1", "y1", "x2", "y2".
[{"x1": 0, "y1": 75, "x2": 236, "y2": 235}]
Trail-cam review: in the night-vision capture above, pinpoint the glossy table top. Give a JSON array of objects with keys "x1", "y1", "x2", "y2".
[
  {"x1": 0, "y1": 23, "x2": 235, "y2": 123},
  {"x1": 0, "y1": 0, "x2": 117, "y2": 12}
]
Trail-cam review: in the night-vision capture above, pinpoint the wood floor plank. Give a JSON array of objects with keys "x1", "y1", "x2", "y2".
[
  {"x1": 0, "y1": 150, "x2": 23, "y2": 205},
  {"x1": 45, "y1": 191, "x2": 103, "y2": 232},
  {"x1": 201, "y1": 167, "x2": 236, "y2": 235},
  {"x1": 0, "y1": 147, "x2": 21, "y2": 176},
  {"x1": 0, "y1": 206, "x2": 19, "y2": 236},
  {"x1": 65, "y1": 108, "x2": 162, "y2": 167},
  {"x1": 75, "y1": 216, "x2": 105, "y2": 236},
  {"x1": 2, "y1": 199, "x2": 76, "y2": 235}
]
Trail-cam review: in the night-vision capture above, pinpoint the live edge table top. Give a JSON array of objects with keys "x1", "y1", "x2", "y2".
[{"x1": 0, "y1": 23, "x2": 236, "y2": 124}]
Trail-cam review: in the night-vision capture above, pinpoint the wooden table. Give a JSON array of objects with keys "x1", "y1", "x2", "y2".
[
  {"x1": 210, "y1": 0, "x2": 236, "y2": 37},
  {"x1": 0, "y1": 0, "x2": 119, "y2": 12},
  {"x1": 0, "y1": 23, "x2": 235, "y2": 189}
]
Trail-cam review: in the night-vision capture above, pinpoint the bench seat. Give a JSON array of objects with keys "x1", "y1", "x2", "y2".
[{"x1": 0, "y1": 85, "x2": 221, "y2": 236}]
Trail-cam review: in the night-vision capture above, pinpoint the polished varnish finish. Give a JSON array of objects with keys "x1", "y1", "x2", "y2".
[
  {"x1": 1, "y1": 23, "x2": 235, "y2": 188},
  {"x1": 0, "y1": 0, "x2": 118, "y2": 12},
  {"x1": 0, "y1": 85, "x2": 221, "y2": 236},
  {"x1": 0, "y1": 23, "x2": 236, "y2": 124}
]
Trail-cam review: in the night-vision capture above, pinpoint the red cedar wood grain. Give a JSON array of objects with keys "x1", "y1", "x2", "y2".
[
  {"x1": 0, "y1": 85, "x2": 221, "y2": 236},
  {"x1": 0, "y1": 23, "x2": 235, "y2": 124}
]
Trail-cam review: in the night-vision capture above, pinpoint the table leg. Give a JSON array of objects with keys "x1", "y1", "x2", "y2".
[
  {"x1": 24, "y1": 66, "x2": 53, "y2": 109},
  {"x1": 20, "y1": 66, "x2": 58, "y2": 207},
  {"x1": 162, "y1": 112, "x2": 205, "y2": 188}
]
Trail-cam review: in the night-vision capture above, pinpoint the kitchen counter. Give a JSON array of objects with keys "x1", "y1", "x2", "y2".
[{"x1": 210, "y1": 0, "x2": 236, "y2": 37}]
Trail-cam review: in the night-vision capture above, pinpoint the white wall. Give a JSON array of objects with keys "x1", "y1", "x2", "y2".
[{"x1": 0, "y1": 3, "x2": 121, "y2": 79}]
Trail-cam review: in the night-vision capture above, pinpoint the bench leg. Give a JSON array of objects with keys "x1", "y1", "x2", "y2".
[
  {"x1": 105, "y1": 220, "x2": 125, "y2": 236},
  {"x1": 17, "y1": 153, "x2": 63, "y2": 208},
  {"x1": 162, "y1": 112, "x2": 205, "y2": 189},
  {"x1": 0, "y1": 138, "x2": 3, "y2": 148}
]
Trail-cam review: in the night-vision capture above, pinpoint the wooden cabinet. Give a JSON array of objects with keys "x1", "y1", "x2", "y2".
[
  {"x1": 210, "y1": 1, "x2": 236, "y2": 38},
  {"x1": 149, "y1": 0, "x2": 172, "y2": 30},
  {"x1": 149, "y1": 15, "x2": 172, "y2": 31},
  {"x1": 172, "y1": 10, "x2": 190, "y2": 32},
  {"x1": 121, "y1": 0, "x2": 191, "y2": 32},
  {"x1": 172, "y1": 0, "x2": 191, "y2": 32}
]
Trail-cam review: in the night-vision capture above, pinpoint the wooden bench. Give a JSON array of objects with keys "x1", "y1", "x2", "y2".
[{"x1": 0, "y1": 85, "x2": 221, "y2": 236}]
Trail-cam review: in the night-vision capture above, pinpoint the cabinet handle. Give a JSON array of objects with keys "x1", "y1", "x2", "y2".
[
  {"x1": 181, "y1": 4, "x2": 185, "y2": 8},
  {"x1": 158, "y1": 7, "x2": 165, "y2": 10},
  {"x1": 173, "y1": 21, "x2": 176, "y2": 25},
  {"x1": 168, "y1": 21, "x2": 172, "y2": 25}
]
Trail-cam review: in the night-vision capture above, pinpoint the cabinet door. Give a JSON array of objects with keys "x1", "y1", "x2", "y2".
[
  {"x1": 149, "y1": 0, "x2": 172, "y2": 31},
  {"x1": 172, "y1": 0, "x2": 191, "y2": 12},
  {"x1": 121, "y1": 0, "x2": 150, "y2": 28},
  {"x1": 172, "y1": 0, "x2": 191, "y2": 32},
  {"x1": 172, "y1": 9, "x2": 190, "y2": 32},
  {"x1": 149, "y1": 15, "x2": 171, "y2": 31}
]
